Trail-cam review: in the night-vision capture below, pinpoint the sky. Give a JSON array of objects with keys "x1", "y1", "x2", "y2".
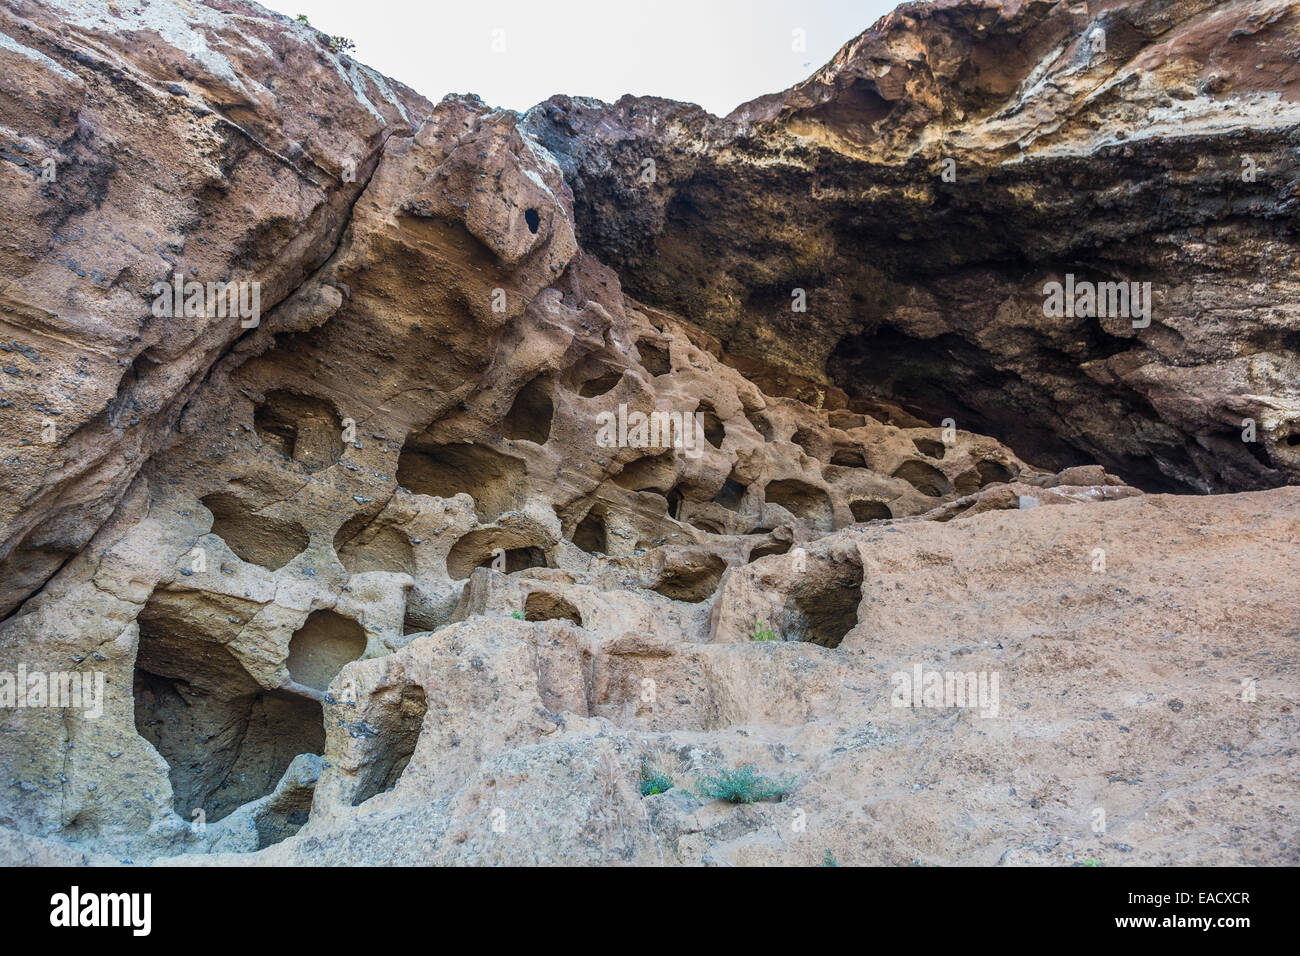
[{"x1": 266, "y1": 0, "x2": 903, "y2": 117}]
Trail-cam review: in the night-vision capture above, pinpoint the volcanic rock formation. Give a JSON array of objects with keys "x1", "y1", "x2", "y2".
[
  {"x1": 523, "y1": 0, "x2": 1300, "y2": 494},
  {"x1": 0, "y1": 0, "x2": 1296, "y2": 866}
]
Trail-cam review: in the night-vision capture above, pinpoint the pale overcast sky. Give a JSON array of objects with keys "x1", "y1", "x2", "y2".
[{"x1": 267, "y1": 1, "x2": 902, "y2": 116}]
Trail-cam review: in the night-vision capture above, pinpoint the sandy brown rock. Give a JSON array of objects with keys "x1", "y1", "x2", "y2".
[
  {"x1": 0, "y1": 0, "x2": 430, "y2": 617},
  {"x1": 0, "y1": 0, "x2": 1295, "y2": 869}
]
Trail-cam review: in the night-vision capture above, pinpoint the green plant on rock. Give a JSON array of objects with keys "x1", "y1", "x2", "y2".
[
  {"x1": 824, "y1": 848, "x2": 839, "y2": 867},
  {"x1": 328, "y1": 35, "x2": 356, "y2": 54},
  {"x1": 751, "y1": 621, "x2": 780, "y2": 642},
  {"x1": 639, "y1": 761, "x2": 674, "y2": 797},
  {"x1": 295, "y1": 14, "x2": 310, "y2": 24},
  {"x1": 509, "y1": 610, "x2": 525, "y2": 620},
  {"x1": 693, "y1": 764, "x2": 798, "y2": 803}
]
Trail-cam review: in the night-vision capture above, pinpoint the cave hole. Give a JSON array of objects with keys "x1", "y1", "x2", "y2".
[
  {"x1": 829, "y1": 446, "x2": 869, "y2": 468},
  {"x1": 637, "y1": 338, "x2": 672, "y2": 376},
  {"x1": 747, "y1": 539, "x2": 792, "y2": 562},
  {"x1": 396, "y1": 441, "x2": 527, "y2": 523},
  {"x1": 350, "y1": 684, "x2": 428, "y2": 806},
  {"x1": 524, "y1": 208, "x2": 540, "y2": 234},
  {"x1": 892, "y1": 459, "x2": 952, "y2": 498},
  {"x1": 445, "y1": 528, "x2": 549, "y2": 580},
  {"x1": 133, "y1": 590, "x2": 325, "y2": 830},
  {"x1": 572, "y1": 509, "x2": 607, "y2": 554},
  {"x1": 976, "y1": 459, "x2": 1015, "y2": 486},
  {"x1": 849, "y1": 500, "x2": 892, "y2": 522},
  {"x1": 745, "y1": 407, "x2": 775, "y2": 441},
  {"x1": 253, "y1": 390, "x2": 343, "y2": 472},
  {"x1": 712, "y1": 477, "x2": 748, "y2": 511},
  {"x1": 503, "y1": 375, "x2": 554, "y2": 445},
  {"x1": 666, "y1": 488, "x2": 684, "y2": 521},
  {"x1": 613, "y1": 452, "x2": 676, "y2": 493},
  {"x1": 653, "y1": 554, "x2": 727, "y2": 603},
  {"x1": 697, "y1": 402, "x2": 726, "y2": 448},
  {"x1": 912, "y1": 437, "x2": 946, "y2": 460},
  {"x1": 578, "y1": 369, "x2": 624, "y2": 398},
  {"x1": 792, "y1": 427, "x2": 821, "y2": 459},
  {"x1": 788, "y1": 560, "x2": 864, "y2": 648},
  {"x1": 764, "y1": 478, "x2": 834, "y2": 530},
  {"x1": 287, "y1": 610, "x2": 367, "y2": 691},
  {"x1": 524, "y1": 591, "x2": 584, "y2": 626},
  {"x1": 202, "y1": 493, "x2": 309, "y2": 571},
  {"x1": 333, "y1": 514, "x2": 415, "y2": 576}
]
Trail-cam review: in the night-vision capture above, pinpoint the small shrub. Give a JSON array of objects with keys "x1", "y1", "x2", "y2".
[
  {"x1": 509, "y1": 610, "x2": 525, "y2": 620},
  {"x1": 824, "y1": 848, "x2": 839, "y2": 867},
  {"x1": 1082, "y1": 858, "x2": 1102, "y2": 867},
  {"x1": 693, "y1": 764, "x2": 798, "y2": 803},
  {"x1": 751, "y1": 621, "x2": 780, "y2": 642},
  {"x1": 328, "y1": 35, "x2": 356, "y2": 54},
  {"x1": 295, "y1": 14, "x2": 310, "y2": 24},
  {"x1": 639, "y1": 761, "x2": 674, "y2": 797}
]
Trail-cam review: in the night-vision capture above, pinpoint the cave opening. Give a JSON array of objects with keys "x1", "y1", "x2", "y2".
[
  {"x1": 764, "y1": 478, "x2": 833, "y2": 530},
  {"x1": 712, "y1": 477, "x2": 748, "y2": 511},
  {"x1": 524, "y1": 208, "x2": 540, "y2": 234},
  {"x1": 445, "y1": 528, "x2": 549, "y2": 580},
  {"x1": 826, "y1": 323, "x2": 1195, "y2": 492},
  {"x1": 830, "y1": 446, "x2": 869, "y2": 468},
  {"x1": 287, "y1": 610, "x2": 367, "y2": 691},
  {"x1": 396, "y1": 440, "x2": 527, "y2": 523},
  {"x1": 349, "y1": 684, "x2": 428, "y2": 807},
  {"x1": 524, "y1": 591, "x2": 584, "y2": 626},
  {"x1": 202, "y1": 493, "x2": 309, "y2": 571},
  {"x1": 850, "y1": 500, "x2": 892, "y2": 522},
  {"x1": 133, "y1": 590, "x2": 326, "y2": 830},
  {"x1": 697, "y1": 402, "x2": 726, "y2": 448},
  {"x1": 637, "y1": 338, "x2": 672, "y2": 376},
  {"x1": 653, "y1": 553, "x2": 727, "y2": 603},
  {"x1": 503, "y1": 374, "x2": 554, "y2": 445},
  {"x1": 892, "y1": 459, "x2": 951, "y2": 498},
  {"x1": 573, "y1": 509, "x2": 607, "y2": 554},
  {"x1": 333, "y1": 513, "x2": 415, "y2": 576},
  {"x1": 253, "y1": 390, "x2": 343, "y2": 472},
  {"x1": 776, "y1": 557, "x2": 865, "y2": 648}
]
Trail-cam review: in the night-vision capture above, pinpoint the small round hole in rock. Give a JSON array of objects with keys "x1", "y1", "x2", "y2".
[
  {"x1": 573, "y1": 509, "x2": 607, "y2": 554},
  {"x1": 892, "y1": 460, "x2": 951, "y2": 498},
  {"x1": 850, "y1": 500, "x2": 892, "y2": 522},
  {"x1": 697, "y1": 402, "x2": 726, "y2": 448},
  {"x1": 748, "y1": 539, "x2": 791, "y2": 562},
  {"x1": 503, "y1": 375, "x2": 554, "y2": 445},
  {"x1": 830, "y1": 446, "x2": 868, "y2": 468},
  {"x1": 637, "y1": 338, "x2": 671, "y2": 376},
  {"x1": 911, "y1": 438, "x2": 946, "y2": 460},
  {"x1": 524, "y1": 591, "x2": 583, "y2": 625},
  {"x1": 287, "y1": 610, "x2": 367, "y2": 691},
  {"x1": 578, "y1": 370, "x2": 623, "y2": 398},
  {"x1": 976, "y1": 459, "x2": 1014, "y2": 486},
  {"x1": 524, "y1": 208, "x2": 540, "y2": 233}
]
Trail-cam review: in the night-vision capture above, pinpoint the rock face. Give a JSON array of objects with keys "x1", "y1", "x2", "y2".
[
  {"x1": 0, "y1": 0, "x2": 1296, "y2": 867},
  {"x1": 523, "y1": 0, "x2": 1300, "y2": 494}
]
